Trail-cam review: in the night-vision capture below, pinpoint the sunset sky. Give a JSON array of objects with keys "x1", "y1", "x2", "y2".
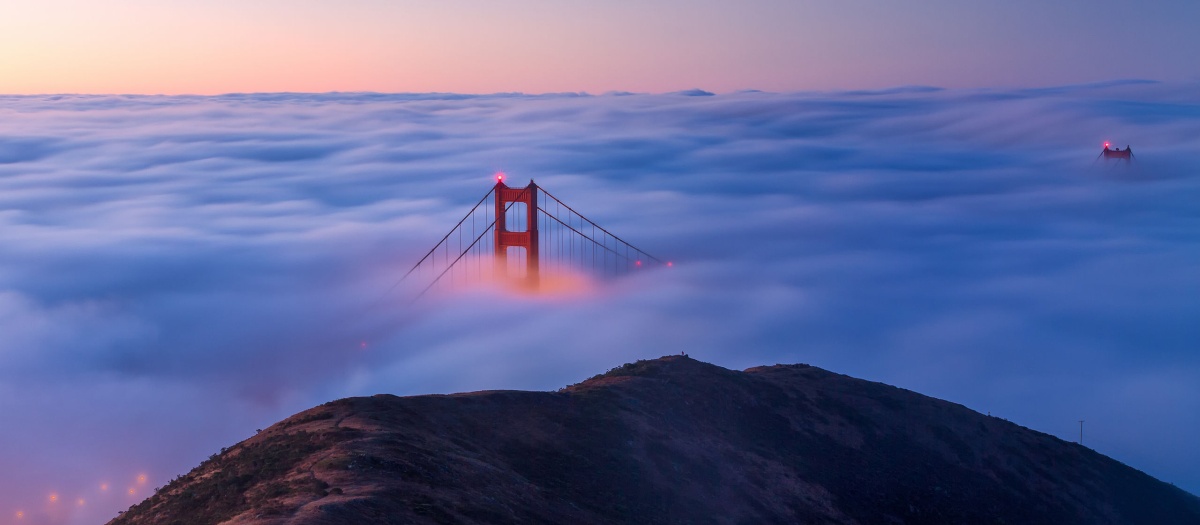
[
  {"x1": 2, "y1": 0, "x2": 1198, "y2": 95},
  {"x1": 2, "y1": 2, "x2": 1200, "y2": 524}
]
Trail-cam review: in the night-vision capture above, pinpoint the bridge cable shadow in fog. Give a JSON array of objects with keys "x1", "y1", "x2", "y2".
[{"x1": 399, "y1": 174, "x2": 667, "y2": 299}]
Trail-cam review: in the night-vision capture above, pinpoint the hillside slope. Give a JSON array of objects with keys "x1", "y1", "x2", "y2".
[{"x1": 109, "y1": 356, "x2": 1200, "y2": 524}]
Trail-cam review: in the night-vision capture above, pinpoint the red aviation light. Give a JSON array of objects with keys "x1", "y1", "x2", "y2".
[
  {"x1": 667, "y1": 261, "x2": 673, "y2": 267},
  {"x1": 495, "y1": 171, "x2": 506, "y2": 183},
  {"x1": 1104, "y1": 142, "x2": 1110, "y2": 148},
  {"x1": 635, "y1": 260, "x2": 642, "y2": 267}
]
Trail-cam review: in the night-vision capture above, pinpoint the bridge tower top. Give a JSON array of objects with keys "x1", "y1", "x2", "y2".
[
  {"x1": 400, "y1": 175, "x2": 665, "y2": 299},
  {"x1": 494, "y1": 179, "x2": 539, "y2": 288}
]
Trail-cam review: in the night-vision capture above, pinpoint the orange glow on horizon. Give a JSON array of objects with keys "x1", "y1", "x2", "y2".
[
  {"x1": 1, "y1": 2, "x2": 1197, "y2": 95},
  {"x1": 0, "y1": 3, "x2": 799, "y2": 95}
]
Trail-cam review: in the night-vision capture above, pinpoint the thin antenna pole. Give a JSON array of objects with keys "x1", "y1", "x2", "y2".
[{"x1": 1078, "y1": 420, "x2": 1085, "y2": 445}]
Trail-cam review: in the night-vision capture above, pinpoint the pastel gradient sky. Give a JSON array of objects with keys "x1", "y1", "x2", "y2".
[{"x1": 2, "y1": 0, "x2": 1198, "y2": 95}]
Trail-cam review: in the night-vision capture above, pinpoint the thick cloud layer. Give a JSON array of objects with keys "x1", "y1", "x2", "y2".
[{"x1": 2, "y1": 82, "x2": 1199, "y2": 522}]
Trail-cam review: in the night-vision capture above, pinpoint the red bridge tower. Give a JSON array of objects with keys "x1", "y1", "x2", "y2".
[{"x1": 494, "y1": 177, "x2": 539, "y2": 288}]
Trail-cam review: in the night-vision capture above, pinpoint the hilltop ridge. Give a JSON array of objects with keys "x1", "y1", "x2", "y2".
[{"x1": 109, "y1": 356, "x2": 1200, "y2": 524}]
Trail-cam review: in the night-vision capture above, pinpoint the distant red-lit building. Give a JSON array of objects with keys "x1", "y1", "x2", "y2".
[{"x1": 1099, "y1": 142, "x2": 1134, "y2": 161}]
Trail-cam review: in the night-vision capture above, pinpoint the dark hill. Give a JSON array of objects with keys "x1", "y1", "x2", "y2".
[{"x1": 109, "y1": 356, "x2": 1200, "y2": 524}]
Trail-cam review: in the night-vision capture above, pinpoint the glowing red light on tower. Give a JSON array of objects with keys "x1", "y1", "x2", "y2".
[
  {"x1": 1104, "y1": 142, "x2": 1110, "y2": 148},
  {"x1": 495, "y1": 171, "x2": 506, "y2": 183},
  {"x1": 635, "y1": 260, "x2": 642, "y2": 267}
]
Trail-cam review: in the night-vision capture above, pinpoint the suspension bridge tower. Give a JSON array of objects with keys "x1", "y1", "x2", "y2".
[
  {"x1": 494, "y1": 175, "x2": 539, "y2": 288},
  {"x1": 401, "y1": 173, "x2": 665, "y2": 298}
]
